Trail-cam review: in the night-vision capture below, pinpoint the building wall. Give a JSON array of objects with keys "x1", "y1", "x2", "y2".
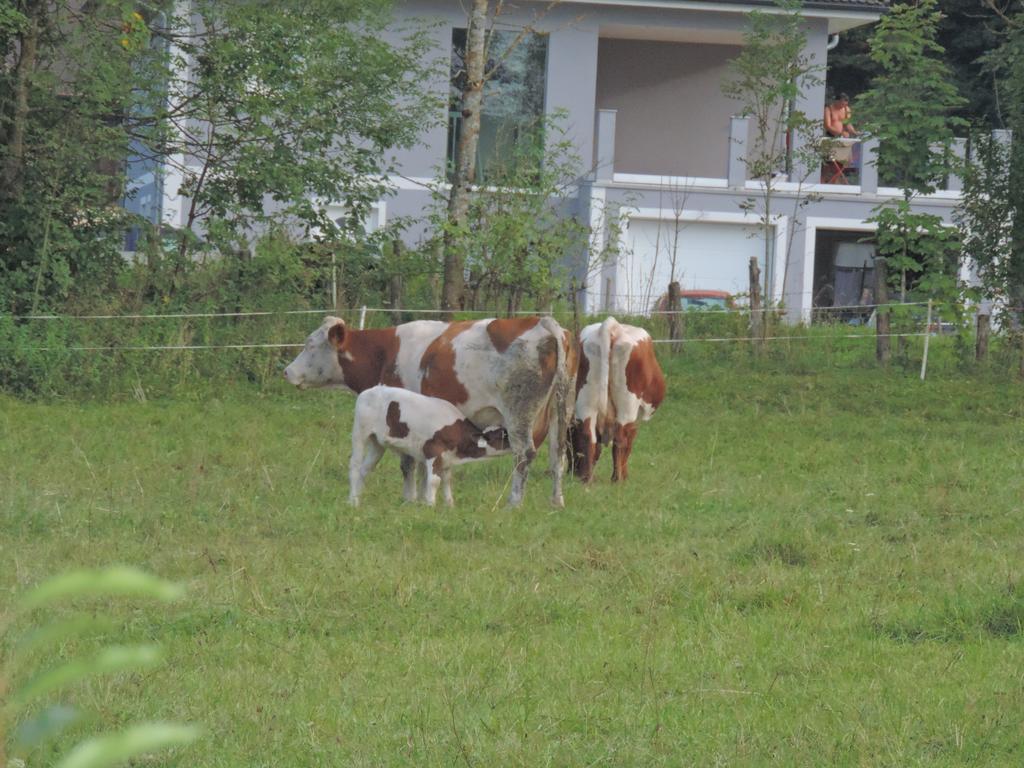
[
  {"x1": 600, "y1": 184, "x2": 960, "y2": 320},
  {"x1": 595, "y1": 39, "x2": 741, "y2": 179},
  {"x1": 383, "y1": 1, "x2": 892, "y2": 322}
]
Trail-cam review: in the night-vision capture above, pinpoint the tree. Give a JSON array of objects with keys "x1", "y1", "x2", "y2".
[
  {"x1": 0, "y1": 0, "x2": 436, "y2": 313},
  {"x1": 958, "y1": 1, "x2": 1024, "y2": 325},
  {"x1": 432, "y1": 113, "x2": 591, "y2": 314},
  {"x1": 856, "y1": 0, "x2": 966, "y2": 321},
  {"x1": 955, "y1": 131, "x2": 1016, "y2": 313},
  {"x1": 723, "y1": 0, "x2": 825, "y2": 325},
  {"x1": 152, "y1": 0, "x2": 436, "y2": 266},
  {"x1": 0, "y1": 2, "x2": 168, "y2": 314},
  {"x1": 440, "y1": 0, "x2": 558, "y2": 316},
  {"x1": 441, "y1": 0, "x2": 488, "y2": 315},
  {"x1": 827, "y1": 0, "x2": 1009, "y2": 128}
]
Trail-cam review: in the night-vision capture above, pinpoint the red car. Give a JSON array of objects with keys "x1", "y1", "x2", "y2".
[{"x1": 655, "y1": 289, "x2": 734, "y2": 312}]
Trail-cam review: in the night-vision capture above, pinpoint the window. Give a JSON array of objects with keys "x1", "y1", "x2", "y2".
[
  {"x1": 123, "y1": 142, "x2": 163, "y2": 251},
  {"x1": 448, "y1": 27, "x2": 548, "y2": 182},
  {"x1": 122, "y1": 9, "x2": 168, "y2": 251},
  {"x1": 326, "y1": 201, "x2": 385, "y2": 237}
]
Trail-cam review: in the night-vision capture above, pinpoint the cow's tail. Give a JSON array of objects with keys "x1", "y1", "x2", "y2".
[
  {"x1": 540, "y1": 315, "x2": 569, "y2": 419},
  {"x1": 540, "y1": 316, "x2": 572, "y2": 482},
  {"x1": 594, "y1": 316, "x2": 618, "y2": 443}
]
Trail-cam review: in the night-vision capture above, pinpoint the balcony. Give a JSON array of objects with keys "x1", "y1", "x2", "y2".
[{"x1": 592, "y1": 107, "x2": 973, "y2": 200}]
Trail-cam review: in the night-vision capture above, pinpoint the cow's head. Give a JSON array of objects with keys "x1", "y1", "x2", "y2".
[{"x1": 284, "y1": 316, "x2": 349, "y2": 390}]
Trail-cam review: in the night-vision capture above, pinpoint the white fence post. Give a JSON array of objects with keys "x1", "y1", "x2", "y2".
[{"x1": 920, "y1": 299, "x2": 933, "y2": 381}]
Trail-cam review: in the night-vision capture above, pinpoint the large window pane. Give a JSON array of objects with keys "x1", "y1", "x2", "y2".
[{"x1": 448, "y1": 27, "x2": 548, "y2": 182}]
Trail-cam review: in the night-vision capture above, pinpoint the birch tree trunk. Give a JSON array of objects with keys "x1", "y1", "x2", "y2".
[
  {"x1": 3, "y1": 11, "x2": 39, "y2": 199},
  {"x1": 441, "y1": 0, "x2": 488, "y2": 317}
]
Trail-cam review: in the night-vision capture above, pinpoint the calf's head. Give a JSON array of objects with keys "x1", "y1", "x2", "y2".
[{"x1": 284, "y1": 316, "x2": 348, "y2": 389}]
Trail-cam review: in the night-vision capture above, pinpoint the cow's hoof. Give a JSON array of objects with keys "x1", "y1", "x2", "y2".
[{"x1": 551, "y1": 494, "x2": 565, "y2": 509}]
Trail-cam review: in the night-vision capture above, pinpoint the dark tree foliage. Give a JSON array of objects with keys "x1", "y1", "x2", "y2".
[
  {"x1": 828, "y1": 0, "x2": 1008, "y2": 127},
  {"x1": 857, "y1": 0, "x2": 966, "y2": 322}
]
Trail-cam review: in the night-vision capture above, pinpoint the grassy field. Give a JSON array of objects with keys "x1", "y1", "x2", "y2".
[{"x1": 3, "y1": 355, "x2": 1024, "y2": 766}]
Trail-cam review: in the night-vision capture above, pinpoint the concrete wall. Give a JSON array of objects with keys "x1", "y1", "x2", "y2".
[{"x1": 595, "y1": 39, "x2": 741, "y2": 178}]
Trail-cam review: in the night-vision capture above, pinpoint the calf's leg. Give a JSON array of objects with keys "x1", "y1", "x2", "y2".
[
  {"x1": 441, "y1": 467, "x2": 455, "y2": 508},
  {"x1": 421, "y1": 461, "x2": 442, "y2": 506},
  {"x1": 400, "y1": 454, "x2": 418, "y2": 503},
  {"x1": 349, "y1": 435, "x2": 385, "y2": 506}
]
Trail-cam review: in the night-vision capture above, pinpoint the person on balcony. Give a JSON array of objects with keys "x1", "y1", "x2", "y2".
[{"x1": 825, "y1": 93, "x2": 858, "y2": 138}]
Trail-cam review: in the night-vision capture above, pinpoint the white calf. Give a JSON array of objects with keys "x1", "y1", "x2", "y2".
[{"x1": 349, "y1": 385, "x2": 510, "y2": 507}]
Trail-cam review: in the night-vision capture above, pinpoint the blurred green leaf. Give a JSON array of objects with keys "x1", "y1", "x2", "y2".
[
  {"x1": 11, "y1": 645, "x2": 163, "y2": 711},
  {"x1": 54, "y1": 722, "x2": 199, "y2": 768},
  {"x1": 15, "y1": 616, "x2": 114, "y2": 656},
  {"x1": 12, "y1": 704, "x2": 81, "y2": 751},
  {"x1": 19, "y1": 567, "x2": 184, "y2": 610}
]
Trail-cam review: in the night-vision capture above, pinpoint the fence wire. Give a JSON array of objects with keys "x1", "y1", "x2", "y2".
[
  {"x1": 0, "y1": 301, "x2": 965, "y2": 354},
  {"x1": 3, "y1": 299, "x2": 948, "y2": 322},
  {"x1": 6, "y1": 331, "x2": 936, "y2": 353}
]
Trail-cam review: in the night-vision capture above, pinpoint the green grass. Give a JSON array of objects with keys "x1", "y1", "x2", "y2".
[{"x1": 3, "y1": 356, "x2": 1024, "y2": 766}]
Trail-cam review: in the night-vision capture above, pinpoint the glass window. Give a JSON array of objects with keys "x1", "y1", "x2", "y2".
[
  {"x1": 448, "y1": 27, "x2": 548, "y2": 182},
  {"x1": 123, "y1": 10, "x2": 168, "y2": 251},
  {"x1": 682, "y1": 296, "x2": 729, "y2": 311}
]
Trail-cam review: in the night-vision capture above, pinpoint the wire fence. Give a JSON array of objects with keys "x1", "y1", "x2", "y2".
[
  {"x1": 0, "y1": 299, "x2": 942, "y2": 322},
  {"x1": 3, "y1": 299, "x2": 1015, "y2": 399},
  {"x1": 0, "y1": 302, "x2": 959, "y2": 353}
]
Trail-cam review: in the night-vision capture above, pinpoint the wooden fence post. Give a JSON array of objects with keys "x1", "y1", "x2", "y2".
[
  {"x1": 667, "y1": 280, "x2": 681, "y2": 354},
  {"x1": 875, "y1": 256, "x2": 890, "y2": 365},
  {"x1": 976, "y1": 312, "x2": 990, "y2": 363},
  {"x1": 749, "y1": 258, "x2": 763, "y2": 352}
]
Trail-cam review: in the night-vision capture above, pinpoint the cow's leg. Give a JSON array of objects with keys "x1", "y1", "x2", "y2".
[
  {"x1": 568, "y1": 418, "x2": 597, "y2": 484},
  {"x1": 611, "y1": 422, "x2": 639, "y2": 483},
  {"x1": 349, "y1": 435, "x2": 385, "y2": 506},
  {"x1": 508, "y1": 451, "x2": 533, "y2": 507},
  {"x1": 441, "y1": 467, "x2": 455, "y2": 508},
  {"x1": 400, "y1": 454, "x2": 418, "y2": 503},
  {"x1": 421, "y1": 461, "x2": 441, "y2": 506},
  {"x1": 504, "y1": 416, "x2": 537, "y2": 507}
]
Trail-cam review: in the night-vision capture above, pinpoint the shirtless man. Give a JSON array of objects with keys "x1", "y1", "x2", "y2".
[{"x1": 825, "y1": 93, "x2": 858, "y2": 138}]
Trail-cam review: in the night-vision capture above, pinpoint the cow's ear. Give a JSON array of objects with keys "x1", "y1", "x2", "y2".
[{"x1": 328, "y1": 320, "x2": 346, "y2": 349}]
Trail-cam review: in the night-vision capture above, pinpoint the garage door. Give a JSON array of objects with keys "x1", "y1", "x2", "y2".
[{"x1": 618, "y1": 219, "x2": 772, "y2": 314}]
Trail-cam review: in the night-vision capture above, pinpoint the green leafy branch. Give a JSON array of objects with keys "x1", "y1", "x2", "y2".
[{"x1": 1, "y1": 567, "x2": 198, "y2": 768}]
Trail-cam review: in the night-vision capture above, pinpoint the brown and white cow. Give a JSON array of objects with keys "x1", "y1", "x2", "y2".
[
  {"x1": 568, "y1": 317, "x2": 666, "y2": 483},
  {"x1": 284, "y1": 315, "x2": 574, "y2": 506},
  {"x1": 349, "y1": 386, "x2": 510, "y2": 507}
]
